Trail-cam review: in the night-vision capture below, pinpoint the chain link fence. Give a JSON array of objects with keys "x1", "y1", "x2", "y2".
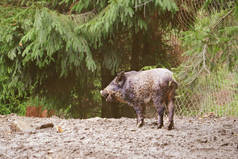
[
  {"x1": 145, "y1": 0, "x2": 238, "y2": 118},
  {"x1": 174, "y1": 1, "x2": 238, "y2": 117},
  {"x1": 174, "y1": 0, "x2": 238, "y2": 117},
  {"x1": 144, "y1": 70, "x2": 238, "y2": 118},
  {"x1": 175, "y1": 71, "x2": 238, "y2": 117}
]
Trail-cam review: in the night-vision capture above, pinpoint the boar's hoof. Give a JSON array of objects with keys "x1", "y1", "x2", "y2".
[
  {"x1": 137, "y1": 120, "x2": 144, "y2": 128},
  {"x1": 167, "y1": 122, "x2": 174, "y2": 130},
  {"x1": 157, "y1": 124, "x2": 163, "y2": 129}
]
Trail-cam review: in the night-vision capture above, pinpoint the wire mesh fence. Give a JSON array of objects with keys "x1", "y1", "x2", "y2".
[
  {"x1": 173, "y1": 0, "x2": 236, "y2": 30},
  {"x1": 173, "y1": 0, "x2": 238, "y2": 117},
  {"x1": 144, "y1": 70, "x2": 238, "y2": 118},
  {"x1": 175, "y1": 71, "x2": 238, "y2": 117},
  {"x1": 142, "y1": 0, "x2": 238, "y2": 118}
]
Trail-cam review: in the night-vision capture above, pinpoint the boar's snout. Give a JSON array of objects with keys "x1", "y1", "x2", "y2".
[
  {"x1": 100, "y1": 90, "x2": 114, "y2": 102},
  {"x1": 100, "y1": 90, "x2": 108, "y2": 98}
]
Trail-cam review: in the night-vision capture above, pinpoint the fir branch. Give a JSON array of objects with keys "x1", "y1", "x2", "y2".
[{"x1": 211, "y1": 7, "x2": 235, "y2": 30}]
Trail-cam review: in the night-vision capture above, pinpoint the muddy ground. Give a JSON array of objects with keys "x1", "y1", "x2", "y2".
[{"x1": 0, "y1": 114, "x2": 238, "y2": 159}]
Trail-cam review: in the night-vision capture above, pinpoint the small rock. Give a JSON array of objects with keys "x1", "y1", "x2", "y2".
[
  {"x1": 213, "y1": 136, "x2": 217, "y2": 141},
  {"x1": 84, "y1": 151, "x2": 93, "y2": 156},
  {"x1": 80, "y1": 136, "x2": 85, "y2": 140},
  {"x1": 232, "y1": 128, "x2": 238, "y2": 134},
  {"x1": 87, "y1": 117, "x2": 101, "y2": 122},
  {"x1": 10, "y1": 120, "x2": 33, "y2": 133},
  {"x1": 223, "y1": 124, "x2": 233, "y2": 129},
  {"x1": 47, "y1": 150, "x2": 54, "y2": 154},
  {"x1": 166, "y1": 134, "x2": 174, "y2": 137},
  {"x1": 130, "y1": 128, "x2": 136, "y2": 132},
  {"x1": 158, "y1": 142, "x2": 169, "y2": 148},
  {"x1": 84, "y1": 127, "x2": 89, "y2": 130},
  {"x1": 221, "y1": 143, "x2": 229, "y2": 147},
  {"x1": 0, "y1": 125, "x2": 11, "y2": 134},
  {"x1": 218, "y1": 129, "x2": 227, "y2": 135},
  {"x1": 153, "y1": 142, "x2": 160, "y2": 146},
  {"x1": 197, "y1": 138, "x2": 208, "y2": 144}
]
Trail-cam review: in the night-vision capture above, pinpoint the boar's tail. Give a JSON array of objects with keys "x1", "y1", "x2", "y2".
[
  {"x1": 168, "y1": 80, "x2": 178, "y2": 101},
  {"x1": 171, "y1": 80, "x2": 178, "y2": 90}
]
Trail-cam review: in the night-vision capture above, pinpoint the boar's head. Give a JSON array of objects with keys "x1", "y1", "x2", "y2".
[{"x1": 100, "y1": 71, "x2": 126, "y2": 102}]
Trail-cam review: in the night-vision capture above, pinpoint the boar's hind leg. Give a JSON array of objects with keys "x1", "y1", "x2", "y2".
[
  {"x1": 167, "y1": 100, "x2": 174, "y2": 130},
  {"x1": 153, "y1": 96, "x2": 165, "y2": 129},
  {"x1": 133, "y1": 104, "x2": 145, "y2": 128},
  {"x1": 167, "y1": 90, "x2": 176, "y2": 130}
]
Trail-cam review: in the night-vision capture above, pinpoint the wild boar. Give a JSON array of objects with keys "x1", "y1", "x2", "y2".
[{"x1": 100, "y1": 68, "x2": 178, "y2": 130}]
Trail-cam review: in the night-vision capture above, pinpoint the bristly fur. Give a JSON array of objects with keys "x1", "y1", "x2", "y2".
[{"x1": 101, "y1": 68, "x2": 178, "y2": 130}]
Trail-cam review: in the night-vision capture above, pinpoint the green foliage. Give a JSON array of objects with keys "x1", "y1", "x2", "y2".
[
  {"x1": 20, "y1": 8, "x2": 96, "y2": 75},
  {"x1": 60, "y1": 0, "x2": 108, "y2": 13},
  {"x1": 235, "y1": 1, "x2": 238, "y2": 17},
  {"x1": 155, "y1": 0, "x2": 178, "y2": 13},
  {"x1": 0, "y1": 5, "x2": 36, "y2": 115},
  {"x1": 176, "y1": 9, "x2": 238, "y2": 85},
  {"x1": 0, "y1": 4, "x2": 96, "y2": 115},
  {"x1": 77, "y1": 0, "x2": 178, "y2": 48},
  {"x1": 140, "y1": 65, "x2": 158, "y2": 70},
  {"x1": 176, "y1": 66, "x2": 238, "y2": 117},
  {"x1": 0, "y1": 0, "x2": 62, "y2": 8},
  {"x1": 25, "y1": 96, "x2": 55, "y2": 110},
  {"x1": 199, "y1": 68, "x2": 238, "y2": 117},
  {"x1": 174, "y1": 3, "x2": 238, "y2": 117},
  {"x1": 0, "y1": 0, "x2": 179, "y2": 116}
]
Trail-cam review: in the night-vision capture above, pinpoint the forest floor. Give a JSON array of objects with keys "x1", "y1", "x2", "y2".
[{"x1": 0, "y1": 114, "x2": 238, "y2": 159}]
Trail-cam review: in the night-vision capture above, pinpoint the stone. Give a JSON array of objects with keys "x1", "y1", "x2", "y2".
[{"x1": 10, "y1": 120, "x2": 33, "y2": 133}]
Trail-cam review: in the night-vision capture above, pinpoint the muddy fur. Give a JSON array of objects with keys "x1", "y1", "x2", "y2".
[{"x1": 101, "y1": 68, "x2": 178, "y2": 130}]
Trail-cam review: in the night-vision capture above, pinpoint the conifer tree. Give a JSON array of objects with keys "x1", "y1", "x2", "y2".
[{"x1": 0, "y1": 0, "x2": 179, "y2": 117}]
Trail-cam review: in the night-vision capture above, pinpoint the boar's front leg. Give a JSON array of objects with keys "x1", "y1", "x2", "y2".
[{"x1": 133, "y1": 104, "x2": 145, "y2": 128}]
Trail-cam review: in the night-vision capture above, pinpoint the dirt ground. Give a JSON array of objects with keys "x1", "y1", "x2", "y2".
[{"x1": 0, "y1": 114, "x2": 238, "y2": 159}]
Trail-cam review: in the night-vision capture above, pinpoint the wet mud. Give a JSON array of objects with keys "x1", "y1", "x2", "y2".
[{"x1": 0, "y1": 114, "x2": 238, "y2": 159}]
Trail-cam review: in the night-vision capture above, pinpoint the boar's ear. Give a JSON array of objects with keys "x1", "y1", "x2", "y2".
[
  {"x1": 116, "y1": 71, "x2": 126, "y2": 87},
  {"x1": 116, "y1": 71, "x2": 125, "y2": 82}
]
